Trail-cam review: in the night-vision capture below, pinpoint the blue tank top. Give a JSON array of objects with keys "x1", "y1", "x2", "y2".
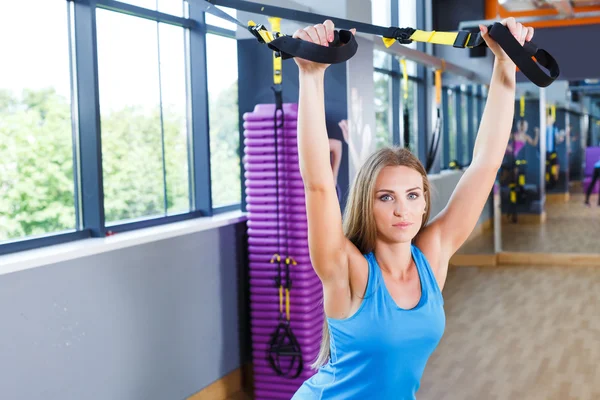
[{"x1": 292, "y1": 245, "x2": 446, "y2": 400}]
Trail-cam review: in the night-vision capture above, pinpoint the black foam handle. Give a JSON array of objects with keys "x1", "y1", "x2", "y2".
[
  {"x1": 487, "y1": 22, "x2": 559, "y2": 87},
  {"x1": 266, "y1": 29, "x2": 358, "y2": 64}
]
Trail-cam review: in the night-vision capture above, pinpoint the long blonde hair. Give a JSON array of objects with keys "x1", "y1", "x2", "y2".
[{"x1": 311, "y1": 146, "x2": 432, "y2": 370}]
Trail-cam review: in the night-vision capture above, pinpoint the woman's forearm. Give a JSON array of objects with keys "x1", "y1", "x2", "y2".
[
  {"x1": 472, "y1": 60, "x2": 517, "y2": 167},
  {"x1": 297, "y1": 70, "x2": 335, "y2": 190}
]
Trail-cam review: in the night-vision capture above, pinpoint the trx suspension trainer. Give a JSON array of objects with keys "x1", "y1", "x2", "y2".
[
  {"x1": 197, "y1": 0, "x2": 560, "y2": 87},
  {"x1": 264, "y1": 16, "x2": 303, "y2": 379}
]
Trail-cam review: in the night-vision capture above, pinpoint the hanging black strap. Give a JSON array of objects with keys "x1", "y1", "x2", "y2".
[{"x1": 381, "y1": 23, "x2": 559, "y2": 87}]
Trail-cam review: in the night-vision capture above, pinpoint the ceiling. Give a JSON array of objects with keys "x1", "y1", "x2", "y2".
[{"x1": 486, "y1": 0, "x2": 600, "y2": 28}]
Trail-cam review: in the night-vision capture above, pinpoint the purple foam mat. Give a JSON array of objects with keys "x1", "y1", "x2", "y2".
[
  {"x1": 244, "y1": 103, "x2": 298, "y2": 116},
  {"x1": 244, "y1": 163, "x2": 300, "y2": 173},
  {"x1": 245, "y1": 188, "x2": 305, "y2": 198},
  {"x1": 247, "y1": 206, "x2": 306, "y2": 216},
  {"x1": 243, "y1": 154, "x2": 299, "y2": 164},
  {"x1": 245, "y1": 179, "x2": 305, "y2": 189},
  {"x1": 245, "y1": 170, "x2": 303, "y2": 180},
  {"x1": 244, "y1": 146, "x2": 299, "y2": 156},
  {"x1": 249, "y1": 275, "x2": 320, "y2": 288},
  {"x1": 243, "y1": 119, "x2": 297, "y2": 129},
  {"x1": 249, "y1": 269, "x2": 316, "y2": 280},
  {"x1": 244, "y1": 137, "x2": 298, "y2": 147},
  {"x1": 252, "y1": 364, "x2": 319, "y2": 380},
  {"x1": 249, "y1": 263, "x2": 314, "y2": 274},
  {"x1": 249, "y1": 289, "x2": 322, "y2": 304},
  {"x1": 246, "y1": 195, "x2": 305, "y2": 206},
  {"x1": 249, "y1": 284, "x2": 321, "y2": 297},
  {"x1": 250, "y1": 254, "x2": 311, "y2": 264},
  {"x1": 243, "y1": 129, "x2": 298, "y2": 139},
  {"x1": 251, "y1": 335, "x2": 321, "y2": 350},
  {"x1": 249, "y1": 246, "x2": 309, "y2": 256},
  {"x1": 253, "y1": 367, "x2": 314, "y2": 382},
  {"x1": 250, "y1": 297, "x2": 322, "y2": 312},
  {"x1": 248, "y1": 236, "x2": 309, "y2": 247},
  {"x1": 247, "y1": 220, "x2": 308, "y2": 230},
  {"x1": 250, "y1": 306, "x2": 323, "y2": 323},
  {"x1": 247, "y1": 228, "x2": 307, "y2": 238},
  {"x1": 251, "y1": 322, "x2": 323, "y2": 338},
  {"x1": 247, "y1": 211, "x2": 307, "y2": 222}
]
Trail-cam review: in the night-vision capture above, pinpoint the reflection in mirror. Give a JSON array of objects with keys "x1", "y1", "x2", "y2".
[{"x1": 499, "y1": 80, "x2": 600, "y2": 254}]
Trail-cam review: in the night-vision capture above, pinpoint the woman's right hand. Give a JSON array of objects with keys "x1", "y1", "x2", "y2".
[{"x1": 292, "y1": 20, "x2": 355, "y2": 73}]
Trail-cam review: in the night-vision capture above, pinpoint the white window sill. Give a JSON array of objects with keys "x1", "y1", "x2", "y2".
[{"x1": 0, "y1": 211, "x2": 248, "y2": 276}]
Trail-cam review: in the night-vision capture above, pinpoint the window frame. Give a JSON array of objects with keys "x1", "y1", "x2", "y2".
[{"x1": 0, "y1": 0, "x2": 241, "y2": 256}]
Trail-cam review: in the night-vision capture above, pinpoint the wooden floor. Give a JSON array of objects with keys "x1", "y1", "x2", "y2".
[
  {"x1": 419, "y1": 263, "x2": 600, "y2": 400},
  {"x1": 502, "y1": 193, "x2": 600, "y2": 253},
  {"x1": 458, "y1": 192, "x2": 600, "y2": 255}
]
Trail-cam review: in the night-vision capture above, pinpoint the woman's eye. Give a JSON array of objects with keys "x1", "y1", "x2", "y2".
[
  {"x1": 408, "y1": 193, "x2": 419, "y2": 200},
  {"x1": 380, "y1": 194, "x2": 393, "y2": 201}
]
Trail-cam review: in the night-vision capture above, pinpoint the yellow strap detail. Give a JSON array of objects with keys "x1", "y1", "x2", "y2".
[
  {"x1": 279, "y1": 286, "x2": 283, "y2": 313},
  {"x1": 550, "y1": 104, "x2": 556, "y2": 120},
  {"x1": 435, "y1": 69, "x2": 442, "y2": 106},
  {"x1": 519, "y1": 174, "x2": 525, "y2": 186},
  {"x1": 400, "y1": 58, "x2": 408, "y2": 100},
  {"x1": 382, "y1": 37, "x2": 396, "y2": 48},
  {"x1": 520, "y1": 95, "x2": 525, "y2": 118},
  {"x1": 410, "y1": 30, "x2": 458, "y2": 45},
  {"x1": 268, "y1": 17, "x2": 282, "y2": 85},
  {"x1": 285, "y1": 288, "x2": 290, "y2": 321}
]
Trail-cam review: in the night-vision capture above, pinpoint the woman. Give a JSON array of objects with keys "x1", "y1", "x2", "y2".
[{"x1": 290, "y1": 18, "x2": 533, "y2": 399}]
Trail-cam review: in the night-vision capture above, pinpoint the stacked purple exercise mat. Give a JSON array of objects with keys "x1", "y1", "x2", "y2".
[{"x1": 243, "y1": 103, "x2": 323, "y2": 399}]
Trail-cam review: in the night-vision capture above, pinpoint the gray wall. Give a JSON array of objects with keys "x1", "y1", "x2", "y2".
[
  {"x1": 429, "y1": 171, "x2": 493, "y2": 225},
  {"x1": 0, "y1": 222, "x2": 250, "y2": 400}
]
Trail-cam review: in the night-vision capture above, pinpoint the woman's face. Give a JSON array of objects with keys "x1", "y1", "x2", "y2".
[{"x1": 372, "y1": 166, "x2": 427, "y2": 244}]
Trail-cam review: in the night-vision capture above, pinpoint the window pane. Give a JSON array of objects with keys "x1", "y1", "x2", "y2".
[
  {"x1": 97, "y1": 10, "x2": 190, "y2": 224},
  {"x1": 205, "y1": 6, "x2": 237, "y2": 30},
  {"x1": 114, "y1": 0, "x2": 185, "y2": 17},
  {"x1": 158, "y1": 23, "x2": 191, "y2": 214},
  {"x1": 0, "y1": 1, "x2": 76, "y2": 241},
  {"x1": 460, "y1": 89, "x2": 469, "y2": 165},
  {"x1": 398, "y1": 0, "x2": 418, "y2": 52},
  {"x1": 407, "y1": 79, "x2": 419, "y2": 156},
  {"x1": 447, "y1": 88, "x2": 457, "y2": 163},
  {"x1": 374, "y1": 49, "x2": 392, "y2": 70},
  {"x1": 374, "y1": 72, "x2": 391, "y2": 149},
  {"x1": 372, "y1": 0, "x2": 391, "y2": 27},
  {"x1": 206, "y1": 34, "x2": 240, "y2": 208}
]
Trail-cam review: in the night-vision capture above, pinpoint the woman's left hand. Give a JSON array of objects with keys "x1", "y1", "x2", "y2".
[{"x1": 479, "y1": 17, "x2": 534, "y2": 63}]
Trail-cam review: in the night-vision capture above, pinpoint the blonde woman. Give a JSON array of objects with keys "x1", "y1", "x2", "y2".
[{"x1": 290, "y1": 18, "x2": 533, "y2": 399}]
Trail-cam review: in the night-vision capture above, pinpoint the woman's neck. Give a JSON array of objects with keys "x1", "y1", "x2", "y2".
[{"x1": 373, "y1": 241, "x2": 413, "y2": 280}]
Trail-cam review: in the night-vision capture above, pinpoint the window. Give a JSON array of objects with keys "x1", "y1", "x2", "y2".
[
  {"x1": 446, "y1": 88, "x2": 458, "y2": 165},
  {"x1": 374, "y1": 72, "x2": 392, "y2": 149},
  {"x1": 460, "y1": 87, "x2": 470, "y2": 165},
  {"x1": 402, "y1": 76, "x2": 419, "y2": 156},
  {"x1": 206, "y1": 33, "x2": 240, "y2": 208},
  {"x1": 113, "y1": 0, "x2": 186, "y2": 17},
  {"x1": 96, "y1": 10, "x2": 190, "y2": 225},
  {"x1": 371, "y1": 0, "x2": 391, "y2": 27},
  {"x1": 205, "y1": 6, "x2": 237, "y2": 30},
  {"x1": 0, "y1": 0, "x2": 77, "y2": 242},
  {"x1": 398, "y1": 0, "x2": 418, "y2": 53}
]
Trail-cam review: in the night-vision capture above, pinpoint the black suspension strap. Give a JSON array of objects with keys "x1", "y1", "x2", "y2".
[
  {"x1": 381, "y1": 23, "x2": 559, "y2": 88},
  {"x1": 264, "y1": 16, "x2": 303, "y2": 380},
  {"x1": 195, "y1": 0, "x2": 357, "y2": 64}
]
